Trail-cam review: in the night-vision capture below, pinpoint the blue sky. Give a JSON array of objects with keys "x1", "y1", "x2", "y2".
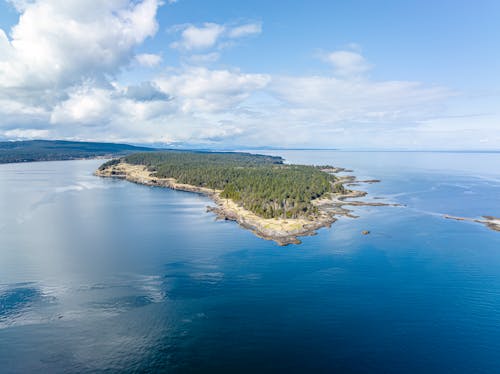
[
  {"x1": 0, "y1": 0, "x2": 498, "y2": 149},
  {"x1": 157, "y1": 1, "x2": 499, "y2": 83}
]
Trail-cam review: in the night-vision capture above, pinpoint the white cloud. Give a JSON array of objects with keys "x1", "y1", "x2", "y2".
[
  {"x1": 50, "y1": 86, "x2": 115, "y2": 125},
  {"x1": 270, "y1": 76, "x2": 451, "y2": 123},
  {"x1": 324, "y1": 50, "x2": 372, "y2": 77},
  {"x1": 124, "y1": 82, "x2": 170, "y2": 102},
  {"x1": 17, "y1": 65, "x2": 270, "y2": 144},
  {"x1": 135, "y1": 53, "x2": 163, "y2": 67},
  {"x1": 170, "y1": 21, "x2": 262, "y2": 52},
  {"x1": 170, "y1": 23, "x2": 225, "y2": 51},
  {"x1": 154, "y1": 67, "x2": 270, "y2": 113},
  {"x1": 0, "y1": 97, "x2": 47, "y2": 117},
  {"x1": 0, "y1": 4, "x2": 490, "y2": 150},
  {"x1": 227, "y1": 22, "x2": 262, "y2": 38},
  {"x1": 0, "y1": 2, "x2": 259, "y2": 144},
  {"x1": 0, "y1": 35, "x2": 461, "y2": 147},
  {"x1": 0, "y1": 0, "x2": 161, "y2": 90},
  {"x1": 186, "y1": 52, "x2": 221, "y2": 64},
  {"x1": 3, "y1": 128, "x2": 50, "y2": 139},
  {"x1": 251, "y1": 74, "x2": 455, "y2": 148}
]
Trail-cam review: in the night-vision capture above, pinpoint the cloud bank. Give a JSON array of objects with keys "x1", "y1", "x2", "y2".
[{"x1": 1, "y1": 1, "x2": 493, "y2": 149}]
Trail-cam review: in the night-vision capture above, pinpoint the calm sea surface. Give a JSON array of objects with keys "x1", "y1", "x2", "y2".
[{"x1": 1, "y1": 151, "x2": 500, "y2": 373}]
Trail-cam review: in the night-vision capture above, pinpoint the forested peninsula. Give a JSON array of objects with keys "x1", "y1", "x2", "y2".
[{"x1": 96, "y1": 151, "x2": 381, "y2": 245}]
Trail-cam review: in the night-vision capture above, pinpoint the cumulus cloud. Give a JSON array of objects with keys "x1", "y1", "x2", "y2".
[
  {"x1": 0, "y1": 0, "x2": 270, "y2": 145},
  {"x1": 324, "y1": 50, "x2": 372, "y2": 77},
  {"x1": 124, "y1": 82, "x2": 171, "y2": 102},
  {"x1": 170, "y1": 21, "x2": 262, "y2": 52},
  {"x1": 135, "y1": 53, "x2": 162, "y2": 67},
  {"x1": 0, "y1": 0, "x2": 168, "y2": 140},
  {"x1": 170, "y1": 23, "x2": 225, "y2": 51},
  {"x1": 25, "y1": 66, "x2": 269, "y2": 144},
  {"x1": 154, "y1": 67, "x2": 270, "y2": 113},
  {"x1": 0, "y1": 3, "x2": 477, "y2": 149},
  {"x1": 0, "y1": 0, "x2": 161, "y2": 91},
  {"x1": 50, "y1": 86, "x2": 115, "y2": 125}
]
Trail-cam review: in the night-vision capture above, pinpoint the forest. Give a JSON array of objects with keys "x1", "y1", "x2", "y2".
[
  {"x1": 0, "y1": 140, "x2": 155, "y2": 163},
  {"x1": 105, "y1": 151, "x2": 345, "y2": 219}
]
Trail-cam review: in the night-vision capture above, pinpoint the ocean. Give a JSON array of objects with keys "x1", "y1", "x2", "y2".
[{"x1": 1, "y1": 150, "x2": 500, "y2": 373}]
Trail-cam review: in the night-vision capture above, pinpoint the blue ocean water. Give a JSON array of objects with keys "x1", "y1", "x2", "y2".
[{"x1": 1, "y1": 151, "x2": 500, "y2": 373}]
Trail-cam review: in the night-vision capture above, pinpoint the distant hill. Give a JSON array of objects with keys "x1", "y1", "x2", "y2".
[{"x1": 0, "y1": 140, "x2": 156, "y2": 164}]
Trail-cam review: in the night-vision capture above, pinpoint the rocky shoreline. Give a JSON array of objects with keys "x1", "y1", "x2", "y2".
[
  {"x1": 444, "y1": 214, "x2": 500, "y2": 232},
  {"x1": 95, "y1": 162, "x2": 392, "y2": 245}
]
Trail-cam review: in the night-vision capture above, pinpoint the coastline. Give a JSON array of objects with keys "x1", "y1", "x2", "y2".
[
  {"x1": 0, "y1": 155, "x2": 114, "y2": 166},
  {"x1": 95, "y1": 162, "x2": 391, "y2": 245},
  {"x1": 444, "y1": 214, "x2": 500, "y2": 232}
]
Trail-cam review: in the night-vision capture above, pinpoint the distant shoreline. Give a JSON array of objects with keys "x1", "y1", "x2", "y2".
[
  {"x1": 0, "y1": 140, "x2": 156, "y2": 164},
  {"x1": 0, "y1": 155, "x2": 114, "y2": 165},
  {"x1": 95, "y1": 162, "x2": 394, "y2": 245}
]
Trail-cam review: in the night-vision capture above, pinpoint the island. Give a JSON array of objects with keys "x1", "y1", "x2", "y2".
[{"x1": 96, "y1": 151, "x2": 390, "y2": 245}]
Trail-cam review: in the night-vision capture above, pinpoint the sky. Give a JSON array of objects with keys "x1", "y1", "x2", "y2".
[{"x1": 0, "y1": 0, "x2": 499, "y2": 149}]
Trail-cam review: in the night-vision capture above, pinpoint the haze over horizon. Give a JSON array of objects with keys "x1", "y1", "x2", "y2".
[{"x1": 0, "y1": 0, "x2": 499, "y2": 150}]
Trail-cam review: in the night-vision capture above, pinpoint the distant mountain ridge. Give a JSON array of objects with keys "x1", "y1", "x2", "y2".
[{"x1": 0, "y1": 140, "x2": 157, "y2": 164}]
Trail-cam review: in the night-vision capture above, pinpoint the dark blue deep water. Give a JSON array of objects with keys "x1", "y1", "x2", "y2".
[{"x1": 1, "y1": 151, "x2": 500, "y2": 373}]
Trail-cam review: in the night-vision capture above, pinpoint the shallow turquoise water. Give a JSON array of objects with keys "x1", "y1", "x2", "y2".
[{"x1": 1, "y1": 151, "x2": 500, "y2": 373}]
